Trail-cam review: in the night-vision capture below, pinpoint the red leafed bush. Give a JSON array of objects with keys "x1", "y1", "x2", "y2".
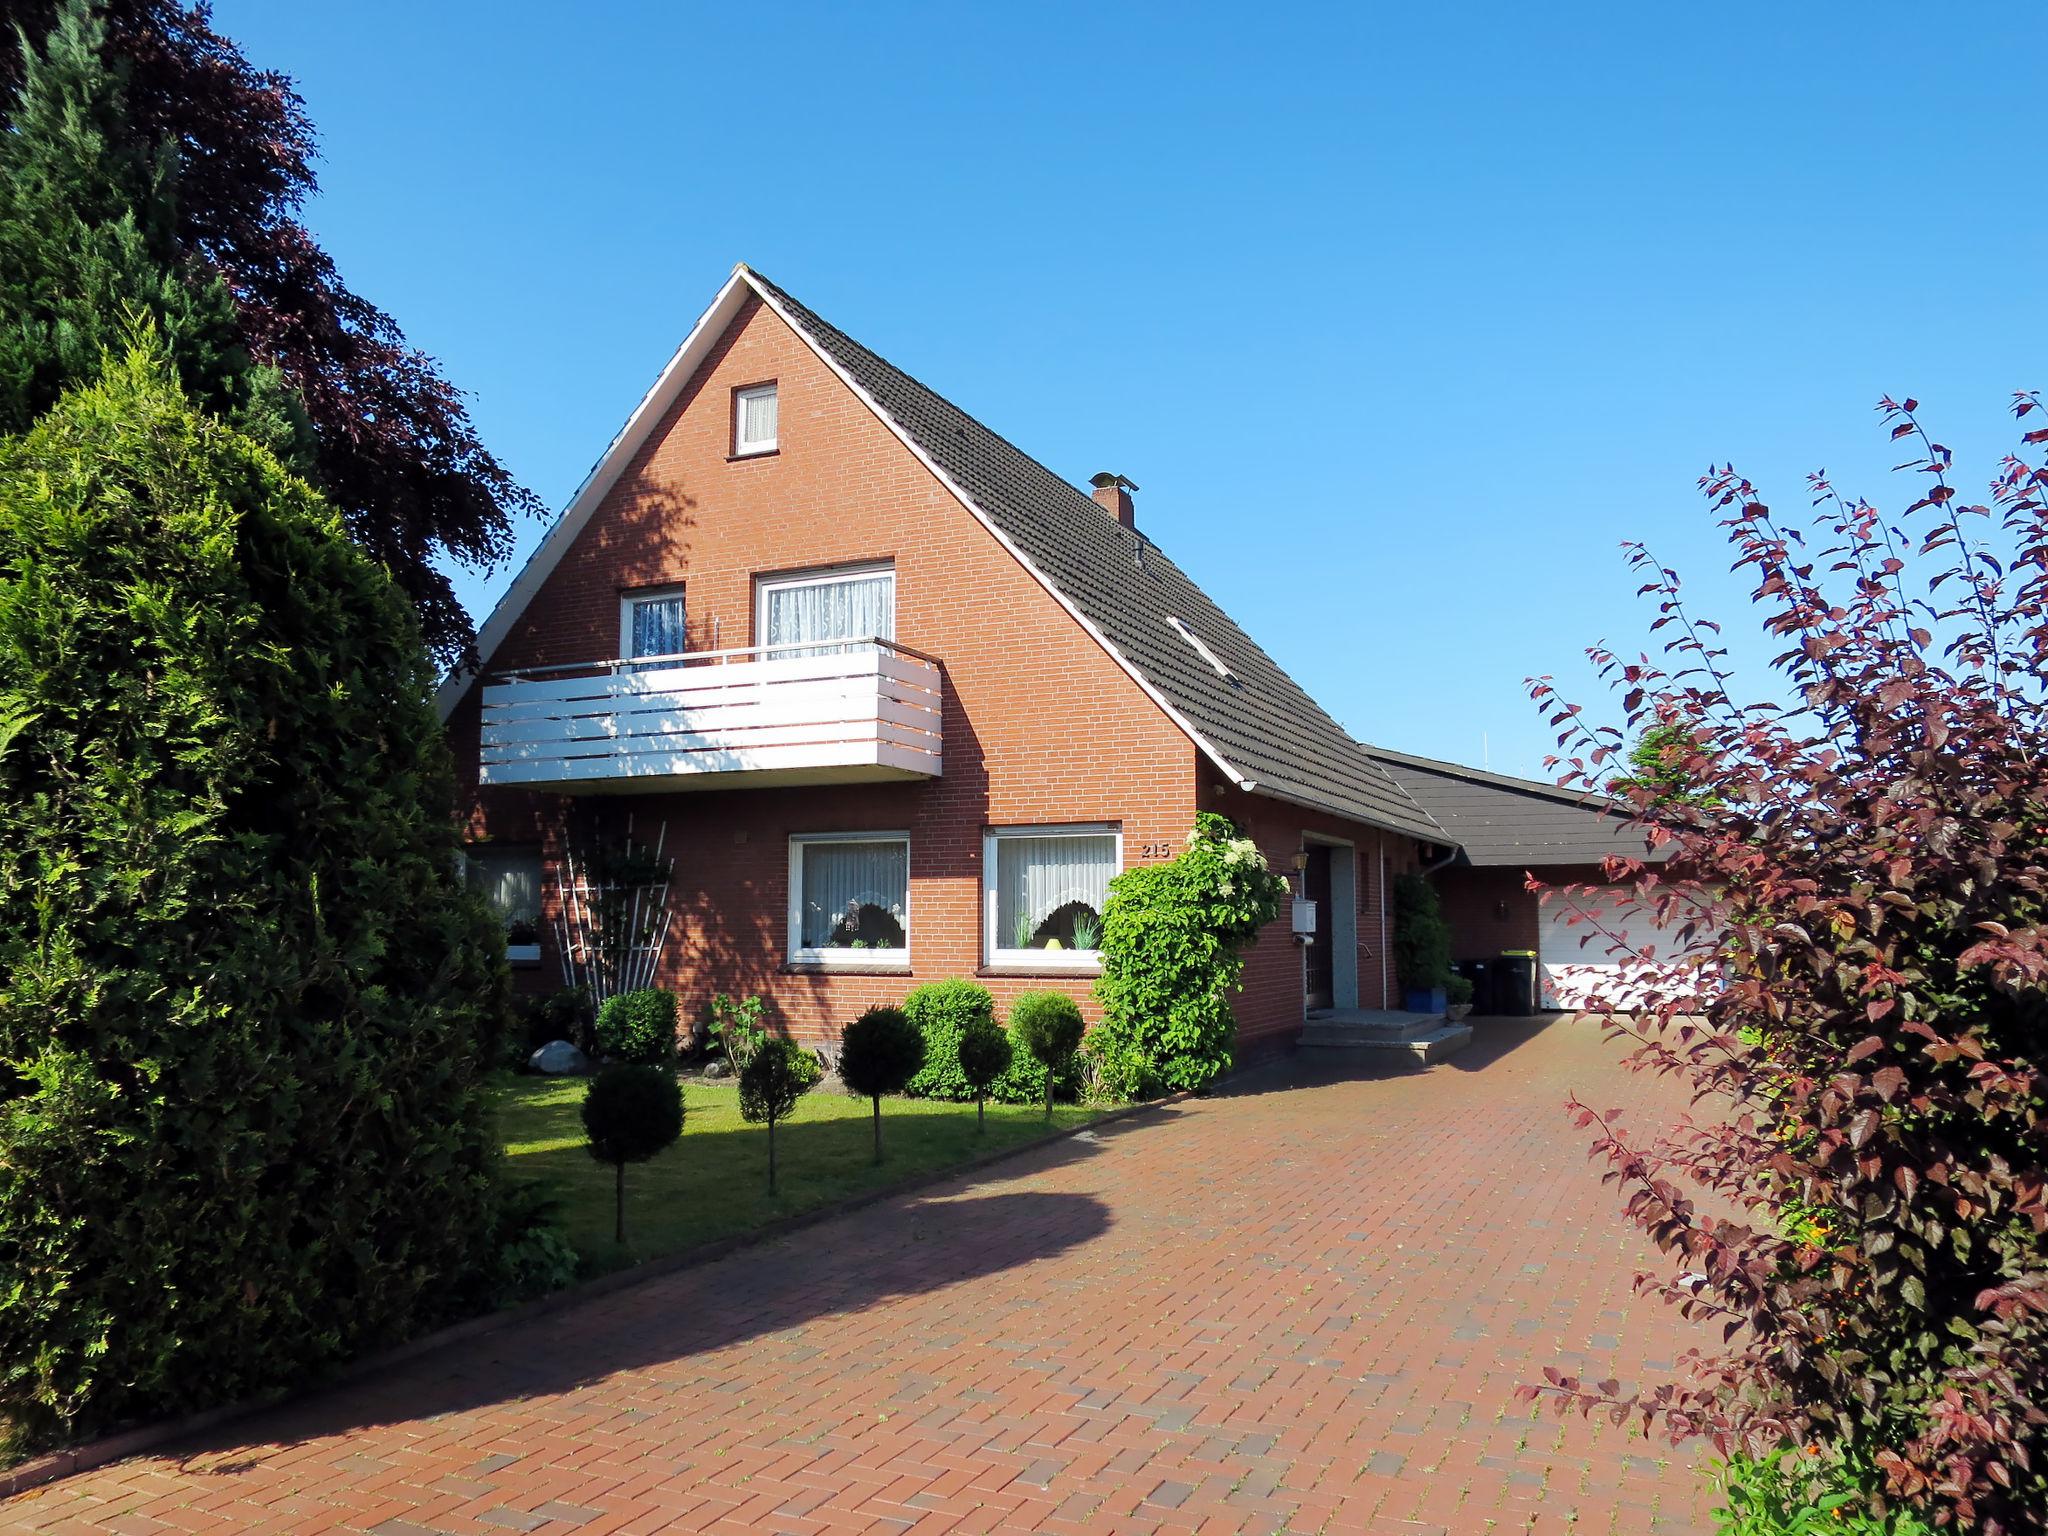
[{"x1": 1522, "y1": 396, "x2": 2048, "y2": 1533}]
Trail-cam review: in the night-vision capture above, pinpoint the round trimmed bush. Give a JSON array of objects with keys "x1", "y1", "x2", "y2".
[
  {"x1": 739, "y1": 1038, "x2": 822, "y2": 1192},
  {"x1": 1010, "y1": 992, "x2": 1087, "y2": 1118},
  {"x1": 902, "y1": 979, "x2": 999, "y2": 1100},
  {"x1": 581, "y1": 1064, "x2": 684, "y2": 1246},
  {"x1": 955, "y1": 1016, "x2": 1014, "y2": 1128},
  {"x1": 595, "y1": 987, "x2": 678, "y2": 1065},
  {"x1": 838, "y1": 1005, "x2": 926, "y2": 1162}
]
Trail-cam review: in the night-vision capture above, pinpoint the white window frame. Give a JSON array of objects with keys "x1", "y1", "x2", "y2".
[
  {"x1": 755, "y1": 562, "x2": 896, "y2": 651},
  {"x1": 618, "y1": 585, "x2": 688, "y2": 665},
  {"x1": 787, "y1": 831, "x2": 911, "y2": 970},
  {"x1": 733, "y1": 382, "x2": 779, "y2": 456},
  {"x1": 983, "y1": 823, "x2": 1121, "y2": 972}
]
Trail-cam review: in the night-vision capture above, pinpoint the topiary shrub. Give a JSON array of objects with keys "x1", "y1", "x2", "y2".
[
  {"x1": 0, "y1": 343, "x2": 519, "y2": 1451},
  {"x1": 738, "y1": 1038, "x2": 821, "y2": 1194},
  {"x1": 595, "y1": 987, "x2": 678, "y2": 1066},
  {"x1": 1009, "y1": 992, "x2": 1086, "y2": 1120},
  {"x1": 837, "y1": 1005, "x2": 925, "y2": 1163},
  {"x1": 580, "y1": 1064, "x2": 683, "y2": 1247},
  {"x1": 955, "y1": 1015, "x2": 1014, "y2": 1130},
  {"x1": 902, "y1": 979, "x2": 999, "y2": 1100},
  {"x1": 1089, "y1": 814, "x2": 1289, "y2": 1099}
]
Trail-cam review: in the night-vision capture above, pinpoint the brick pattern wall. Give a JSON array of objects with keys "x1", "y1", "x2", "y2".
[
  {"x1": 452, "y1": 296, "x2": 1198, "y2": 1043},
  {"x1": 1431, "y1": 862, "x2": 1607, "y2": 963}
]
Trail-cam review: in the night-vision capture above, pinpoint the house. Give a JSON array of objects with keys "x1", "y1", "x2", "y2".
[
  {"x1": 439, "y1": 263, "x2": 1457, "y2": 1054},
  {"x1": 1363, "y1": 747, "x2": 1670, "y2": 1011}
]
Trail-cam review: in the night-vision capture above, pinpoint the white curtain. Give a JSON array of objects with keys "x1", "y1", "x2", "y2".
[
  {"x1": 800, "y1": 839, "x2": 907, "y2": 948},
  {"x1": 628, "y1": 593, "x2": 687, "y2": 663},
  {"x1": 739, "y1": 387, "x2": 778, "y2": 450},
  {"x1": 766, "y1": 571, "x2": 894, "y2": 656},
  {"x1": 995, "y1": 833, "x2": 1115, "y2": 948},
  {"x1": 466, "y1": 846, "x2": 541, "y2": 930}
]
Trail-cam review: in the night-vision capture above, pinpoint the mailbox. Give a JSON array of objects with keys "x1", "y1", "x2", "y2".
[{"x1": 1291, "y1": 897, "x2": 1318, "y2": 939}]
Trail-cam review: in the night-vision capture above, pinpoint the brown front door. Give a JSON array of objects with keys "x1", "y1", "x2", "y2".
[{"x1": 1304, "y1": 843, "x2": 1334, "y2": 1012}]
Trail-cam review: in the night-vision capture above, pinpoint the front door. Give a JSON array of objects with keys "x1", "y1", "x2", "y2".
[{"x1": 1304, "y1": 843, "x2": 1334, "y2": 1012}]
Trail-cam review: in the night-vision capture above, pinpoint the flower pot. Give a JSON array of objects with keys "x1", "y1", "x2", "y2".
[{"x1": 1447, "y1": 1003, "x2": 1473, "y2": 1022}]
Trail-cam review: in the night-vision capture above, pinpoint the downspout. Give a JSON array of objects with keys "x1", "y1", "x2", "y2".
[{"x1": 1378, "y1": 836, "x2": 1388, "y2": 1008}]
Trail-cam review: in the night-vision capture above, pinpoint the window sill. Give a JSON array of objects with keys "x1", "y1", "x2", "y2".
[
  {"x1": 727, "y1": 448, "x2": 780, "y2": 463},
  {"x1": 977, "y1": 963, "x2": 1103, "y2": 980},
  {"x1": 780, "y1": 960, "x2": 913, "y2": 977},
  {"x1": 506, "y1": 945, "x2": 542, "y2": 967}
]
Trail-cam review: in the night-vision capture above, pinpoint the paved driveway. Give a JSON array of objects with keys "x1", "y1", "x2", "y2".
[{"x1": 7, "y1": 1017, "x2": 1710, "y2": 1535}]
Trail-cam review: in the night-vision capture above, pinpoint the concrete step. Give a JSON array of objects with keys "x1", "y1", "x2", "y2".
[{"x1": 1298, "y1": 1020, "x2": 1474, "y2": 1065}]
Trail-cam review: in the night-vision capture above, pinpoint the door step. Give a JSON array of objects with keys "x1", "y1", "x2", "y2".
[{"x1": 1298, "y1": 1011, "x2": 1474, "y2": 1065}]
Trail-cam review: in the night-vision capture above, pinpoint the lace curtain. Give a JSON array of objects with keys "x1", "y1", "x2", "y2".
[
  {"x1": 798, "y1": 839, "x2": 907, "y2": 949},
  {"x1": 764, "y1": 571, "x2": 894, "y2": 656},
  {"x1": 993, "y1": 833, "x2": 1116, "y2": 948}
]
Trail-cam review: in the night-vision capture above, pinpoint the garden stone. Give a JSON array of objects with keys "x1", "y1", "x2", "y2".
[
  {"x1": 529, "y1": 1039, "x2": 590, "y2": 1075},
  {"x1": 702, "y1": 1059, "x2": 728, "y2": 1079}
]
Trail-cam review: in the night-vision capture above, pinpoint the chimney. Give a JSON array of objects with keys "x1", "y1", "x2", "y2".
[{"x1": 1090, "y1": 472, "x2": 1138, "y2": 529}]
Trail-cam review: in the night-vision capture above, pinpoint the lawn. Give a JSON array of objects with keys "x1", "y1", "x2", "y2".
[{"x1": 497, "y1": 1073, "x2": 1105, "y2": 1273}]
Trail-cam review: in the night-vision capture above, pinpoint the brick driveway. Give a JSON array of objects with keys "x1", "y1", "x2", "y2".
[{"x1": 7, "y1": 1017, "x2": 1711, "y2": 1535}]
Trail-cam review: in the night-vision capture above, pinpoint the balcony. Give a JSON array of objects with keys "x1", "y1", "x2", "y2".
[{"x1": 479, "y1": 638, "x2": 942, "y2": 792}]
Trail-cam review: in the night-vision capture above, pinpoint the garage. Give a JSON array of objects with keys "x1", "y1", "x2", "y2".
[{"x1": 1537, "y1": 886, "x2": 1670, "y2": 1010}]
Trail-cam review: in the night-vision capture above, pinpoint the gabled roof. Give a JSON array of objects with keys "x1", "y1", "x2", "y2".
[
  {"x1": 444, "y1": 264, "x2": 1447, "y2": 845},
  {"x1": 1363, "y1": 746, "x2": 1659, "y2": 867}
]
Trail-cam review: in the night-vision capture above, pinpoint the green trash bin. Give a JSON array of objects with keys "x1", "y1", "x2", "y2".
[{"x1": 1497, "y1": 950, "x2": 1537, "y2": 1016}]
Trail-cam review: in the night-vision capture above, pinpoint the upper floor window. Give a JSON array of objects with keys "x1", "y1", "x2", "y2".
[
  {"x1": 620, "y1": 586, "x2": 687, "y2": 668},
  {"x1": 734, "y1": 382, "x2": 779, "y2": 456},
  {"x1": 758, "y1": 563, "x2": 894, "y2": 657}
]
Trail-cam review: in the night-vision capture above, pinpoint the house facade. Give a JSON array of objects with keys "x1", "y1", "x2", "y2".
[{"x1": 443, "y1": 266, "x2": 1450, "y2": 1053}]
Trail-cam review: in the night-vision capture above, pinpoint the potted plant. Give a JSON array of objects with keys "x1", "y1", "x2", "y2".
[
  {"x1": 1392, "y1": 872, "x2": 1452, "y2": 1015},
  {"x1": 1446, "y1": 973, "x2": 1475, "y2": 1022}
]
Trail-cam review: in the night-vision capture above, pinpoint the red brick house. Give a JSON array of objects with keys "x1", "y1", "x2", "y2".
[{"x1": 441, "y1": 265, "x2": 1454, "y2": 1054}]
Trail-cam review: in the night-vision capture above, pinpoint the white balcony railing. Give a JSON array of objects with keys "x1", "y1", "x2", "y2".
[{"x1": 479, "y1": 638, "x2": 942, "y2": 791}]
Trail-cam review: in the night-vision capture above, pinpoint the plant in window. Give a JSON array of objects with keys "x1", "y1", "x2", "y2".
[
  {"x1": 1012, "y1": 909, "x2": 1037, "y2": 951},
  {"x1": 1089, "y1": 814, "x2": 1289, "y2": 1098},
  {"x1": 580, "y1": 1064, "x2": 683, "y2": 1247},
  {"x1": 836, "y1": 1006, "x2": 925, "y2": 1163},
  {"x1": 955, "y1": 1016, "x2": 1014, "y2": 1130},
  {"x1": 1069, "y1": 910, "x2": 1101, "y2": 952},
  {"x1": 738, "y1": 1038, "x2": 821, "y2": 1194},
  {"x1": 505, "y1": 916, "x2": 541, "y2": 947},
  {"x1": 1010, "y1": 993, "x2": 1087, "y2": 1120},
  {"x1": 829, "y1": 901, "x2": 904, "y2": 950}
]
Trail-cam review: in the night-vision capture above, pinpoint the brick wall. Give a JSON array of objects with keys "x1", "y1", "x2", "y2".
[{"x1": 451, "y1": 295, "x2": 1199, "y2": 1044}]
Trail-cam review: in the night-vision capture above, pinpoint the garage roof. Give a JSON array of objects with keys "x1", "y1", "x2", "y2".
[{"x1": 1364, "y1": 747, "x2": 1662, "y2": 868}]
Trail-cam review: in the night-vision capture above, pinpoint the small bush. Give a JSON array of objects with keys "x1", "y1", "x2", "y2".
[
  {"x1": 1713, "y1": 1448, "x2": 1934, "y2": 1536},
  {"x1": 955, "y1": 1015, "x2": 1014, "y2": 1129},
  {"x1": 708, "y1": 992, "x2": 770, "y2": 1073},
  {"x1": 837, "y1": 1006, "x2": 926, "y2": 1162},
  {"x1": 738, "y1": 1038, "x2": 821, "y2": 1193},
  {"x1": 580, "y1": 1064, "x2": 684, "y2": 1247},
  {"x1": 1446, "y1": 973, "x2": 1474, "y2": 1007},
  {"x1": 1010, "y1": 992, "x2": 1086, "y2": 1119},
  {"x1": 595, "y1": 987, "x2": 678, "y2": 1065},
  {"x1": 903, "y1": 979, "x2": 1079, "y2": 1105}
]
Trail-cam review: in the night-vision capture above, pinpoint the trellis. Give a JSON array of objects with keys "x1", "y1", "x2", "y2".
[{"x1": 553, "y1": 815, "x2": 675, "y2": 1008}]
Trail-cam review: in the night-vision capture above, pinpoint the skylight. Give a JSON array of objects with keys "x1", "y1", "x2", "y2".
[{"x1": 1167, "y1": 616, "x2": 1239, "y2": 685}]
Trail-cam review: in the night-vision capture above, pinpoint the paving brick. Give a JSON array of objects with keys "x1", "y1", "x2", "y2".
[{"x1": 4, "y1": 1020, "x2": 1708, "y2": 1534}]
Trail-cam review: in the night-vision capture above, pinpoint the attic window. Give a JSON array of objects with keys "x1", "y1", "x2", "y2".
[
  {"x1": 733, "y1": 382, "x2": 778, "y2": 456},
  {"x1": 1167, "y1": 616, "x2": 1238, "y2": 685}
]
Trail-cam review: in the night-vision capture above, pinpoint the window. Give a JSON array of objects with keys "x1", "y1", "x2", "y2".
[
  {"x1": 984, "y1": 825, "x2": 1120, "y2": 969},
  {"x1": 757, "y1": 563, "x2": 894, "y2": 657},
  {"x1": 463, "y1": 844, "x2": 543, "y2": 962},
  {"x1": 788, "y1": 833, "x2": 909, "y2": 968},
  {"x1": 734, "y1": 382, "x2": 779, "y2": 456},
  {"x1": 1166, "y1": 616, "x2": 1238, "y2": 685},
  {"x1": 620, "y1": 587, "x2": 687, "y2": 669}
]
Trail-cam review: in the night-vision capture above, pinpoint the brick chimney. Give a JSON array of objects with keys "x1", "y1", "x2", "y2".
[{"x1": 1090, "y1": 472, "x2": 1138, "y2": 528}]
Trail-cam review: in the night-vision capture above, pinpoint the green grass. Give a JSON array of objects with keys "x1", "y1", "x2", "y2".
[{"x1": 497, "y1": 1073, "x2": 1104, "y2": 1273}]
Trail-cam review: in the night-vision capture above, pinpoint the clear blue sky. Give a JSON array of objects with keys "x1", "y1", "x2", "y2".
[{"x1": 216, "y1": 1, "x2": 2044, "y2": 779}]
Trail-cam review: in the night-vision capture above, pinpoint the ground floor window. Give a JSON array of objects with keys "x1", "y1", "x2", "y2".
[
  {"x1": 985, "y1": 824, "x2": 1119, "y2": 969},
  {"x1": 463, "y1": 843, "x2": 543, "y2": 962},
  {"x1": 788, "y1": 832, "x2": 910, "y2": 967}
]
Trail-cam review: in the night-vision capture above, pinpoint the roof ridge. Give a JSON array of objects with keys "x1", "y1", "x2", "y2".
[{"x1": 1364, "y1": 743, "x2": 1624, "y2": 812}]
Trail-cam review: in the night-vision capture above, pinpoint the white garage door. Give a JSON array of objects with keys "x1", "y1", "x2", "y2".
[{"x1": 1538, "y1": 887, "x2": 1672, "y2": 1010}]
